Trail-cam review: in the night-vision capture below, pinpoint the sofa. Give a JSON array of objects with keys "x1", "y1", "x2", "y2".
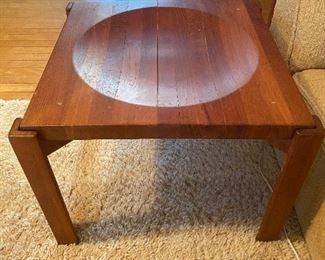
[{"x1": 270, "y1": 0, "x2": 325, "y2": 259}]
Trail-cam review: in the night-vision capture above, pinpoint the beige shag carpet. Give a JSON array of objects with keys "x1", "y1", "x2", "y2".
[{"x1": 0, "y1": 100, "x2": 311, "y2": 259}]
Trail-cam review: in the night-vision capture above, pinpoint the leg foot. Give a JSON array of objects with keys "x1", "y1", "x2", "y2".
[
  {"x1": 9, "y1": 119, "x2": 78, "y2": 244},
  {"x1": 257, "y1": 116, "x2": 325, "y2": 241}
]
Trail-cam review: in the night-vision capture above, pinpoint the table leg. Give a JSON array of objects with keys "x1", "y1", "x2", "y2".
[
  {"x1": 8, "y1": 118, "x2": 78, "y2": 245},
  {"x1": 257, "y1": 116, "x2": 325, "y2": 241}
]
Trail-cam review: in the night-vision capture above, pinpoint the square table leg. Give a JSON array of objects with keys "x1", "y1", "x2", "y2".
[
  {"x1": 257, "y1": 116, "x2": 325, "y2": 241},
  {"x1": 8, "y1": 119, "x2": 78, "y2": 245}
]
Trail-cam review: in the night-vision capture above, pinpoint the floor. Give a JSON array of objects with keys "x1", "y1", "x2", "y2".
[{"x1": 0, "y1": 0, "x2": 68, "y2": 99}]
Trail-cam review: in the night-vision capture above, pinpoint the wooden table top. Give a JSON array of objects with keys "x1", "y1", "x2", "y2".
[{"x1": 20, "y1": 0, "x2": 315, "y2": 140}]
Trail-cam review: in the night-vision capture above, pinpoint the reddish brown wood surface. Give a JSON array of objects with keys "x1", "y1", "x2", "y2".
[
  {"x1": 257, "y1": 116, "x2": 325, "y2": 241},
  {"x1": 39, "y1": 139, "x2": 71, "y2": 155},
  {"x1": 267, "y1": 139, "x2": 290, "y2": 153},
  {"x1": 9, "y1": 119, "x2": 78, "y2": 245},
  {"x1": 19, "y1": 0, "x2": 314, "y2": 140}
]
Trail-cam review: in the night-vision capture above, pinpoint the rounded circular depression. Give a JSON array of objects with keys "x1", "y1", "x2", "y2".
[{"x1": 73, "y1": 7, "x2": 258, "y2": 107}]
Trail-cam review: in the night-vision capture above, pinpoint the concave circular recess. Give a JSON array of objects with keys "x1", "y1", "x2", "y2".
[{"x1": 73, "y1": 7, "x2": 258, "y2": 107}]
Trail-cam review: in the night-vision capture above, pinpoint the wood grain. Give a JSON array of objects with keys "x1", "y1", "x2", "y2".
[
  {"x1": 0, "y1": 0, "x2": 277, "y2": 100},
  {"x1": 7, "y1": 0, "x2": 324, "y2": 244},
  {"x1": 20, "y1": 0, "x2": 314, "y2": 140},
  {"x1": 72, "y1": 7, "x2": 258, "y2": 108},
  {"x1": 257, "y1": 116, "x2": 325, "y2": 241},
  {"x1": 8, "y1": 119, "x2": 78, "y2": 245},
  {"x1": 0, "y1": 84, "x2": 36, "y2": 99},
  {"x1": 0, "y1": 0, "x2": 69, "y2": 99},
  {"x1": 0, "y1": 61, "x2": 46, "y2": 84},
  {"x1": 74, "y1": 7, "x2": 158, "y2": 107}
]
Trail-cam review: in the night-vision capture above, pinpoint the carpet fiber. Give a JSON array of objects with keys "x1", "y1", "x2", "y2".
[{"x1": 0, "y1": 100, "x2": 310, "y2": 259}]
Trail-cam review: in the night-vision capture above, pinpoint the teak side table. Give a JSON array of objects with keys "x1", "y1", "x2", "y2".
[{"x1": 9, "y1": 0, "x2": 324, "y2": 244}]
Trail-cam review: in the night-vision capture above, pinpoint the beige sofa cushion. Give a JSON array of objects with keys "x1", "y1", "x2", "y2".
[
  {"x1": 295, "y1": 147, "x2": 325, "y2": 260},
  {"x1": 270, "y1": 0, "x2": 325, "y2": 72},
  {"x1": 288, "y1": 69, "x2": 325, "y2": 260},
  {"x1": 293, "y1": 69, "x2": 325, "y2": 125}
]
